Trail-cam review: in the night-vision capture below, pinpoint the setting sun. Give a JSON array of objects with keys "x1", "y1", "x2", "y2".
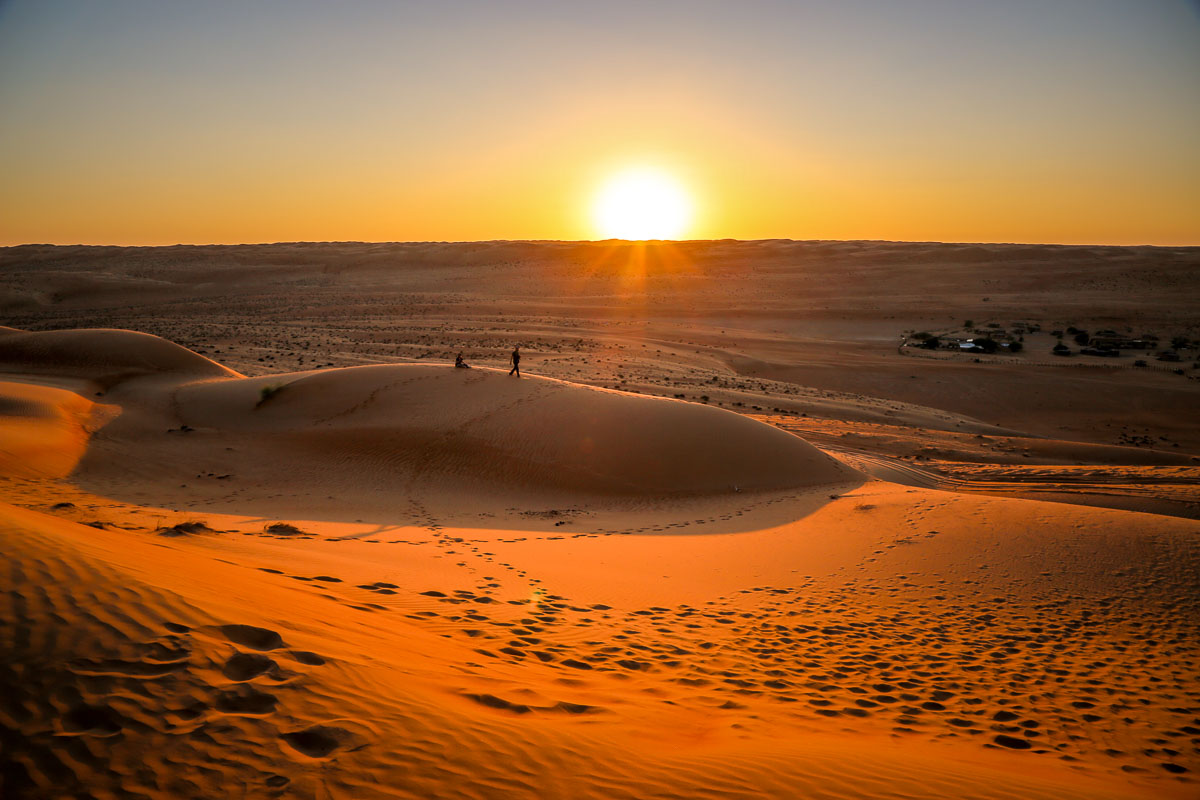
[{"x1": 592, "y1": 168, "x2": 692, "y2": 240}]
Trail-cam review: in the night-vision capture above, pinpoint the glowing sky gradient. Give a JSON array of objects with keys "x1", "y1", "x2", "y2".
[{"x1": 1, "y1": 0, "x2": 1197, "y2": 245}]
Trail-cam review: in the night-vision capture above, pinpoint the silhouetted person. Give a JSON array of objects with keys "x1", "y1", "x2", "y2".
[
  {"x1": 509, "y1": 345, "x2": 521, "y2": 377},
  {"x1": 455, "y1": 352, "x2": 470, "y2": 369}
]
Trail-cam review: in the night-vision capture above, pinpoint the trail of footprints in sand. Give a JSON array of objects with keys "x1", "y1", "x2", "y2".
[
  {"x1": 260, "y1": 527, "x2": 1198, "y2": 785},
  {"x1": 365, "y1": 493, "x2": 801, "y2": 596},
  {"x1": 310, "y1": 370, "x2": 452, "y2": 426},
  {"x1": 248, "y1": 487, "x2": 1195, "y2": 785},
  {"x1": 36, "y1": 485, "x2": 1200, "y2": 786},
  {"x1": 406, "y1": 583, "x2": 1198, "y2": 779},
  {"x1": 51, "y1": 619, "x2": 360, "y2": 795},
  {"x1": 95, "y1": 476, "x2": 1195, "y2": 788},
  {"x1": 251, "y1": 493, "x2": 1197, "y2": 790}
]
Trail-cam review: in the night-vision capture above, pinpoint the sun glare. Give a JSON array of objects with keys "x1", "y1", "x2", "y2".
[{"x1": 593, "y1": 168, "x2": 692, "y2": 240}]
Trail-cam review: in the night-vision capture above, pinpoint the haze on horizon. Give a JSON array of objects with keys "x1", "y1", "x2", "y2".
[{"x1": 1, "y1": 0, "x2": 1198, "y2": 247}]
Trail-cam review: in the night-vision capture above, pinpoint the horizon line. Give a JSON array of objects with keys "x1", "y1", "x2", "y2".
[{"x1": 3, "y1": 237, "x2": 1199, "y2": 250}]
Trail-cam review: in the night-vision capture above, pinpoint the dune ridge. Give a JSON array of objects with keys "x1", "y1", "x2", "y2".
[{"x1": 0, "y1": 327, "x2": 240, "y2": 384}]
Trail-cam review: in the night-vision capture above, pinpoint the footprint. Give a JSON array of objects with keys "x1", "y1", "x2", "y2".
[
  {"x1": 560, "y1": 659, "x2": 592, "y2": 670},
  {"x1": 465, "y1": 693, "x2": 531, "y2": 714},
  {"x1": 292, "y1": 651, "x2": 325, "y2": 666},
  {"x1": 993, "y1": 734, "x2": 1032, "y2": 750},
  {"x1": 221, "y1": 624, "x2": 284, "y2": 651},
  {"x1": 552, "y1": 701, "x2": 597, "y2": 714},
  {"x1": 215, "y1": 685, "x2": 278, "y2": 715},
  {"x1": 222, "y1": 652, "x2": 277, "y2": 681},
  {"x1": 280, "y1": 725, "x2": 362, "y2": 759}
]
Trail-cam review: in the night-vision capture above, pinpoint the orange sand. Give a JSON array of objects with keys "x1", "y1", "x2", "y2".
[{"x1": 1, "y1": 241, "x2": 1198, "y2": 799}]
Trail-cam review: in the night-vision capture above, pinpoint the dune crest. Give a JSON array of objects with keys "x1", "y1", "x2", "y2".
[
  {"x1": 0, "y1": 380, "x2": 117, "y2": 478},
  {"x1": 0, "y1": 327, "x2": 240, "y2": 384}
]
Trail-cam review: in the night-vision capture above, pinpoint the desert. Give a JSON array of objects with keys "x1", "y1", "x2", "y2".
[
  {"x1": 4, "y1": 0, "x2": 1199, "y2": 795},
  {"x1": 1, "y1": 240, "x2": 1198, "y2": 798}
]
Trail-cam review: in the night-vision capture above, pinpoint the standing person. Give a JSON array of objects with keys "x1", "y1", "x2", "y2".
[{"x1": 509, "y1": 345, "x2": 521, "y2": 377}]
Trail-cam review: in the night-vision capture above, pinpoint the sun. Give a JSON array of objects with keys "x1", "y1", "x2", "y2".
[{"x1": 592, "y1": 167, "x2": 692, "y2": 240}]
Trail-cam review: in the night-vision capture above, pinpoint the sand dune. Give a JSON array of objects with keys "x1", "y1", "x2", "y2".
[
  {"x1": 1, "y1": 246, "x2": 1197, "y2": 800},
  {"x1": 0, "y1": 329, "x2": 853, "y2": 504},
  {"x1": 173, "y1": 364, "x2": 856, "y2": 497},
  {"x1": 0, "y1": 338, "x2": 847, "y2": 525},
  {"x1": 0, "y1": 327, "x2": 238, "y2": 383}
]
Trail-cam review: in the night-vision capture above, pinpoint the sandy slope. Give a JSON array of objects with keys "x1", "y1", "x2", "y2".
[
  {"x1": 1, "y1": 327, "x2": 1198, "y2": 799},
  {"x1": 74, "y1": 357, "x2": 855, "y2": 521}
]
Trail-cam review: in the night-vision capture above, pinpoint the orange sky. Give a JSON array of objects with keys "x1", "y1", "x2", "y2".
[{"x1": 1, "y1": 1, "x2": 1198, "y2": 246}]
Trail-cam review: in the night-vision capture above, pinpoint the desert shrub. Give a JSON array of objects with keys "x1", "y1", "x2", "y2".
[
  {"x1": 158, "y1": 521, "x2": 215, "y2": 537},
  {"x1": 257, "y1": 384, "x2": 285, "y2": 407},
  {"x1": 265, "y1": 522, "x2": 305, "y2": 535}
]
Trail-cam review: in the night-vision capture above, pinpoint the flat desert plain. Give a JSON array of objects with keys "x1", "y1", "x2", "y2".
[{"x1": 1, "y1": 240, "x2": 1198, "y2": 799}]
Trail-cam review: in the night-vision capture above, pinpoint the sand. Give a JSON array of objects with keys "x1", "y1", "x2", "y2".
[{"x1": 1, "y1": 241, "x2": 1198, "y2": 798}]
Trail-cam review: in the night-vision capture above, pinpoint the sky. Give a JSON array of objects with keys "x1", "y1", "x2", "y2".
[{"x1": 0, "y1": 0, "x2": 1198, "y2": 246}]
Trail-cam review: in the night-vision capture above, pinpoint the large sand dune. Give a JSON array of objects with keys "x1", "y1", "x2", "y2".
[
  {"x1": 2, "y1": 241, "x2": 1198, "y2": 799},
  {"x1": 0, "y1": 327, "x2": 856, "y2": 517},
  {"x1": 120, "y1": 364, "x2": 852, "y2": 503}
]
